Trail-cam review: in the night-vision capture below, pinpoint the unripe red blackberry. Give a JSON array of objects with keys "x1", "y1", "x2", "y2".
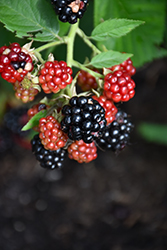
[
  {"x1": 31, "y1": 134, "x2": 67, "y2": 169},
  {"x1": 39, "y1": 115, "x2": 68, "y2": 151},
  {"x1": 92, "y1": 95, "x2": 118, "y2": 125},
  {"x1": 51, "y1": 0, "x2": 88, "y2": 24},
  {"x1": 77, "y1": 69, "x2": 99, "y2": 91},
  {"x1": 38, "y1": 60, "x2": 73, "y2": 94},
  {"x1": 61, "y1": 96, "x2": 107, "y2": 144},
  {"x1": 0, "y1": 42, "x2": 34, "y2": 84},
  {"x1": 103, "y1": 70, "x2": 135, "y2": 102},
  {"x1": 109, "y1": 58, "x2": 136, "y2": 76},
  {"x1": 95, "y1": 110, "x2": 134, "y2": 153},
  {"x1": 68, "y1": 139, "x2": 97, "y2": 163},
  {"x1": 27, "y1": 103, "x2": 49, "y2": 131},
  {"x1": 13, "y1": 80, "x2": 39, "y2": 103}
]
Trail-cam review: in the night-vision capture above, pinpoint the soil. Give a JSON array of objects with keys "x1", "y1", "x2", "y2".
[{"x1": 0, "y1": 58, "x2": 167, "y2": 250}]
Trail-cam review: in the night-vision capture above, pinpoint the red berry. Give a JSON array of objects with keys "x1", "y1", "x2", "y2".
[
  {"x1": 68, "y1": 140, "x2": 97, "y2": 163},
  {"x1": 103, "y1": 70, "x2": 135, "y2": 102},
  {"x1": 13, "y1": 81, "x2": 39, "y2": 103},
  {"x1": 38, "y1": 60, "x2": 73, "y2": 94},
  {"x1": 92, "y1": 95, "x2": 118, "y2": 125},
  {"x1": 39, "y1": 116, "x2": 68, "y2": 151},
  {"x1": 77, "y1": 69, "x2": 99, "y2": 91},
  {"x1": 109, "y1": 58, "x2": 136, "y2": 76},
  {"x1": 0, "y1": 43, "x2": 34, "y2": 84}
]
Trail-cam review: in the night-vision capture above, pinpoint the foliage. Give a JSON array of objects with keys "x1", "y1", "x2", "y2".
[
  {"x1": 138, "y1": 123, "x2": 167, "y2": 145},
  {"x1": 0, "y1": 0, "x2": 166, "y2": 146}
]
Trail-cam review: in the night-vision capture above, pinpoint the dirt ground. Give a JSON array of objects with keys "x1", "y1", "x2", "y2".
[{"x1": 0, "y1": 58, "x2": 167, "y2": 250}]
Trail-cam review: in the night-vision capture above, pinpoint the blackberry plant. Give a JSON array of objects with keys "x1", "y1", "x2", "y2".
[{"x1": 0, "y1": 0, "x2": 148, "y2": 170}]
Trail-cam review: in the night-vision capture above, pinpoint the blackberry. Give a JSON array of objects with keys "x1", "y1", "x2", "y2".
[
  {"x1": 95, "y1": 110, "x2": 134, "y2": 152},
  {"x1": 103, "y1": 70, "x2": 135, "y2": 102},
  {"x1": 39, "y1": 115, "x2": 68, "y2": 151},
  {"x1": 4, "y1": 106, "x2": 29, "y2": 137},
  {"x1": 77, "y1": 68, "x2": 99, "y2": 91},
  {"x1": 38, "y1": 60, "x2": 73, "y2": 94},
  {"x1": 68, "y1": 139, "x2": 97, "y2": 163},
  {"x1": 61, "y1": 96, "x2": 107, "y2": 143},
  {"x1": 31, "y1": 134, "x2": 67, "y2": 169},
  {"x1": 51, "y1": 0, "x2": 88, "y2": 24},
  {"x1": 0, "y1": 42, "x2": 33, "y2": 84}
]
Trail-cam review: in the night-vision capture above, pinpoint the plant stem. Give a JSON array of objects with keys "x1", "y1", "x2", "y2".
[
  {"x1": 66, "y1": 22, "x2": 79, "y2": 67},
  {"x1": 72, "y1": 60, "x2": 104, "y2": 79},
  {"x1": 76, "y1": 28, "x2": 101, "y2": 55},
  {"x1": 64, "y1": 21, "x2": 79, "y2": 97},
  {"x1": 33, "y1": 51, "x2": 45, "y2": 64},
  {"x1": 34, "y1": 39, "x2": 66, "y2": 53}
]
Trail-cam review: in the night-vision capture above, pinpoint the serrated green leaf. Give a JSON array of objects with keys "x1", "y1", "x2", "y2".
[
  {"x1": 94, "y1": 0, "x2": 167, "y2": 67},
  {"x1": 0, "y1": 0, "x2": 59, "y2": 42},
  {"x1": 88, "y1": 51, "x2": 133, "y2": 68},
  {"x1": 91, "y1": 18, "x2": 144, "y2": 41},
  {"x1": 138, "y1": 123, "x2": 167, "y2": 145},
  {"x1": 22, "y1": 109, "x2": 47, "y2": 131}
]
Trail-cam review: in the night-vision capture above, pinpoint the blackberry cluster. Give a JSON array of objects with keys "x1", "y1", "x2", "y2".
[
  {"x1": 31, "y1": 134, "x2": 66, "y2": 169},
  {"x1": 95, "y1": 110, "x2": 134, "y2": 152},
  {"x1": 61, "y1": 96, "x2": 107, "y2": 143},
  {"x1": 51, "y1": 0, "x2": 88, "y2": 24}
]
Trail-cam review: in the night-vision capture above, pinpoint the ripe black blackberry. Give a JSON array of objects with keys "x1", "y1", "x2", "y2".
[
  {"x1": 61, "y1": 96, "x2": 107, "y2": 143},
  {"x1": 31, "y1": 134, "x2": 67, "y2": 170},
  {"x1": 51, "y1": 0, "x2": 88, "y2": 24},
  {"x1": 4, "y1": 107, "x2": 29, "y2": 137},
  {"x1": 95, "y1": 110, "x2": 134, "y2": 152}
]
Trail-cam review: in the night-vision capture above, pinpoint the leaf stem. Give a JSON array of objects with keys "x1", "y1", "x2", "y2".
[
  {"x1": 33, "y1": 51, "x2": 45, "y2": 64},
  {"x1": 72, "y1": 60, "x2": 104, "y2": 79},
  {"x1": 34, "y1": 39, "x2": 66, "y2": 53},
  {"x1": 76, "y1": 28, "x2": 101, "y2": 55}
]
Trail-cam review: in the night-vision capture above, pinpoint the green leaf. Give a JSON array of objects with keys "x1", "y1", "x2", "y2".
[
  {"x1": 0, "y1": 0, "x2": 59, "y2": 42},
  {"x1": 91, "y1": 18, "x2": 144, "y2": 41},
  {"x1": 138, "y1": 123, "x2": 167, "y2": 145},
  {"x1": 22, "y1": 109, "x2": 47, "y2": 131},
  {"x1": 94, "y1": 0, "x2": 167, "y2": 67},
  {"x1": 89, "y1": 50, "x2": 133, "y2": 68}
]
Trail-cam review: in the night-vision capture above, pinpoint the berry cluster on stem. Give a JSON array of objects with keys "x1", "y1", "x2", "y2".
[{"x1": 0, "y1": 10, "x2": 136, "y2": 170}]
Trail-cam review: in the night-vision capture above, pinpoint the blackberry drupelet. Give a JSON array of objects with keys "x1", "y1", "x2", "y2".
[
  {"x1": 95, "y1": 110, "x2": 134, "y2": 152},
  {"x1": 51, "y1": 0, "x2": 88, "y2": 24},
  {"x1": 61, "y1": 96, "x2": 107, "y2": 143},
  {"x1": 31, "y1": 134, "x2": 67, "y2": 169}
]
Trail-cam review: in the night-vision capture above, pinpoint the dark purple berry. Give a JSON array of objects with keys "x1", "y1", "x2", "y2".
[
  {"x1": 31, "y1": 134, "x2": 67, "y2": 169},
  {"x1": 61, "y1": 96, "x2": 106, "y2": 143},
  {"x1": 95, "y1": 110, "x2": 134, "y2": 153}
]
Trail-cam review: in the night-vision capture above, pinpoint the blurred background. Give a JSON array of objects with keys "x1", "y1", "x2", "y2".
[{"x1": 0, "y1": 0, "x2": 167, "y2": 249}]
